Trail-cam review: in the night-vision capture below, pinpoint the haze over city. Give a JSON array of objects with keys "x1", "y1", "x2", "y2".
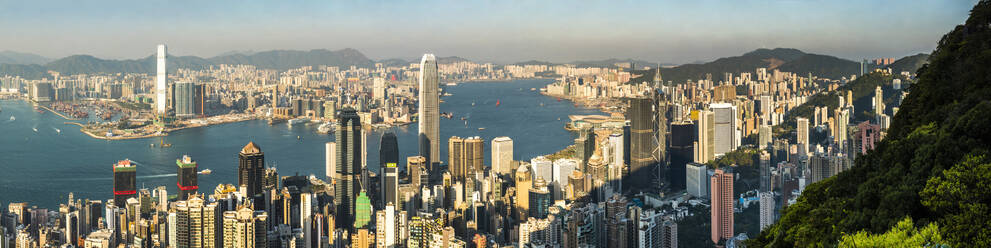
[
  {"x1": 0, "y1": 0, "x2": 976, "y2": 63},
  {"x1": 3, "y1": 1, "x2": 991, "y2": 248}
]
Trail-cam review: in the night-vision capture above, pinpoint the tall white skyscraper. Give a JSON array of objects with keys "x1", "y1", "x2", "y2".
[
  {"x1": 874, "y1": 86, "x2": 885, "y2": 116},
  {"x1": 300, "y1": 192, "x2": 313, "y2": 248},
  {"x1": 325, "y1": 142, "x2": 336, "y2": 181},
  {"x1": 759, "y1": 125, "x2": 772, "y2": 149},
  {"x1": 156, "y1": 44, "x2": 167, "y2": 115},
  {"x1": 759, "y1": 191, "x2": 774, "y2": 231},
  {"x1": 418, "y1": 54, "x2": 440, "y2": 167},
  {"x1": 796, "y1": 117, "x2": 809, "y2": 156},
  {"x1": 710, "y1": 103, "x2": 738, "y2": 157},
  {"x1": 491, "y1": 136, "x2": 514, "y2": 176},
  {"x1": 695, "y1": 110, "x2": 715, "y2": 163}
]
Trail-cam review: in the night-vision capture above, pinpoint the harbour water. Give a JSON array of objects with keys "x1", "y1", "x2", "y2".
[{"x1": 0, "y1": 79, "x2": 602, "y2": 208}]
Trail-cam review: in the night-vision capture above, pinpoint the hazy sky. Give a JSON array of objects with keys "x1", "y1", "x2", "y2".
[{"x1": 0, "y1": 0, "x2": 977, "y2": 64}]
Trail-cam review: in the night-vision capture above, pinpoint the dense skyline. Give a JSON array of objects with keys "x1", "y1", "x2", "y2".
[{"x1": 0, "y1": 0, "x2": 977, "y2": 64}]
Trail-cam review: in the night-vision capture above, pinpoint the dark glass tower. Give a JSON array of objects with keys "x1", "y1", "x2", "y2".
[
  {"x1": 334, "y1": 108, "x2": 362, "y2": 229},
  {"x1": 238, "y1": 141, "x2": 265, "y2": 197},
  {"x1": 380, "y1": 132, "x2": 399, "y2": 208},
  {"x1": 113, "y1": 159, "x2": 137, "y2": 207},
  {"x1": 176, "y1": 155, "x2": 198, "y2": 201},
  {"x1": 379, "y1": 132, "x2": 399, "y2": 169},
  {"x1": 626, "y1": 97, "x2": 658, "y2": 190},
  {"x1": 669, "y1": 122, "x2": 696, "y2": 191}
]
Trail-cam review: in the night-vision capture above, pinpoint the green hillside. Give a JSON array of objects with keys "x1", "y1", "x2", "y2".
[{"x1": 750, "y1": 1, "x2": 991, "y2": 247}]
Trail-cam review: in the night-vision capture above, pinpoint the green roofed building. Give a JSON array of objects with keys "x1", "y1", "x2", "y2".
[{"x1": 354, "y1": 191, "x2": 371, "y2": 229}]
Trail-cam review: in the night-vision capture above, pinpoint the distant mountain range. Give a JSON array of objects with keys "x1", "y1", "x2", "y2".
[
  {"x1": 0, "y1": 47, "x2": 928, "y2": 81},
  {"x1": 626, "y1": 48, "x2": 930, "y2": 84},
  {"x1": 0, "y1": 51, "x2": 52, "y2": 65}
]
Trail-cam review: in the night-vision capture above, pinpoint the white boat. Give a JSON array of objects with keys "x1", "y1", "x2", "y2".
[
  {"x1": 54, "y1": 128, "x2": 61, "y2": 134},
  {"x1": 317, "y1": 122, "x2": 334, "y2": 134},
  {"x1": 287, "y1": 117, "x2": 310, "y2": 126},
  {"x1": 199, "y1": 169, "x2": 212, "y2": 175},
  {"x1": 32, "y1": 127, "x2": 38, "y2": 132},
  {"x1": 445, "y1": 82, "x2": 458, "y2": 86},
  {"x1": 8, "y1": 116, "x2": 14, "y2": 121}
]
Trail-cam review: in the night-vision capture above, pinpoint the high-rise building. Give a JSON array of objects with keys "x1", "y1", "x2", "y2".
[
  {"x1": 796, "y1": 117, "x2": 809, "y2": 156},
  {"x1": 491, "y1": 137, "x2": 514, "y2": 177},
  {"x1": 515, "y1": 165, "x2": 533, "y2": 220},
  {"x1": 528, "y1": 178, "x2": 551, "y2": 219},
  {"x1": 238, "y1": 142, "x2": 265, "y2": 198},
  {"x1": 176, "y1": 155, "x2": 198, "y2": 201},
  {"x1": 759, "y1": 191, "x2": 774, "y2": 231},
  {"x1": 382, "y1": 162, "x2": 399, "y2": 208},
  {"x1": 575, "y1": 128, "x2": 596, "y2": 169},
  {"x1": 354, "y1": 191, "x2": 371, "y2": 229},
  {"x1": 221, "y1": 206, "x2": 267, "y2": 248},
  {"x1": 174, "y1": 82, "x2": 195, "y2": 118},
  {"x1": 464, "y1": 137, "x2": 484, "y2": 182},
  {"x1": 176, "y1": 195, "x2": 219, "y2": 248},
  {"x1": 156, "y1": 44, "x2": 167, "y2": 115},
  {"x1": 809, "y1": 154, "x2": 831, "y2": 184},
  {"x1": 857, "y1": 121, "x2": 882, "y2": 154},
  {"x1": 695, "y1": 110, "x2": 715, "y2": 163},
  {"x1": 685, "y1": 163, "x2": 709, "y2": 198},
  {"x1": 607, "y1": 133, "x2": 625, "y2": 191},
  {"x1": 448, "y1": 136, "x2": 464, "y2": 183},
  {"x1": 875, "y1": 86, "x2": 885, "y2": 116},
  {"x1": 418, "y1": 54, "x2": 440, "y2": 170},
  {"x1": 373, "y1": 77, "x2": 386, "y2": 101},
  {"x1": 374, "y1": 204, "x2": 396, "y2": 248},
  {"x1": 380, "y1": 132, "x2": 399, "y2": 171},
  {"x1": 626, "y1": 97, "x2": 657, "y2": 190},
  {"x1": 834, "y1": 108, "x2": 850, "y2": 145},
  {"x1": 711, "y1": 103, "x2": 738, "y2": 156},
  {"x1": 334, "y1": 108, "x2": 363, "y2": 229},
  {"x1": 408, "y1": 156, "x2": 428, "y2": 189},
  {"x1": 710, "y1": 168, "x2": 734, "y2": 244},
  {"x1": 326, "y1": 142, "x2": 336, "y2": 182},
  {"x1": 113, "y1": 159, "x2": 137, "y2": 207},
  {"x1": 759, "y1": 150, "x2": 772, "y2": 192},
  {"x1": 759, "y1": 125, "x2": 772, "y2": 149},
  {"x1": 448, "y1": 136, "x2": 484, "y2": 184},
  {"x1": 669, "y1": 121, "x2": 695, "y2": 191},
  {"x1": 193, "y1": 84, "x2": 205, "y2": 116}
]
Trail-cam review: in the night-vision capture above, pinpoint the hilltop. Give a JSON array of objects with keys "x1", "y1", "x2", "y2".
[{"x1": 750, "y1": 1, "x2": 991, "y2": 246}]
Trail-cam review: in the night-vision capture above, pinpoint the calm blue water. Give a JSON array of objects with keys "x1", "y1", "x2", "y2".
[{"x1": 0, "y1": 79, "x2": 601, "y2": 208}]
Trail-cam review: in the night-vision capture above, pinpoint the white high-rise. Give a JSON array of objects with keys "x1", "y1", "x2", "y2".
[
  {"x1": 325, "y1": 142, "x2": 336, "y2": 181},
  {"x1": 491, "y1": 137, "x2": 514, "y2": 176},
  {"x1": 418, "y1": 54, "x2": 440, "y2": 167},
  {"x1": 695, "y1": 110, "x2": 715, "y2": 163},
  {"x1": 874, "y1": 86, "x2": 885, "y2": 116},
  {"x1": 759, "y1": 191, "x2": 774, "y2": 231},
  {"x1": 710, "y1": 103, "x2": 738, "y2": 156},
  {"x1": 796, "y1": 117, "x2": 809, "y2": 156},
  {"x1": 156, "y1": 44, "x2": 167, "y2": 115}
]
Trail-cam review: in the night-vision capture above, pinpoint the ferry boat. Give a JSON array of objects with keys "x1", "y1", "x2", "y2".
[
  {"x1": 267, "y1": 118, "x2": 286, "y2": 125},
  {"x1": 287, "y1": 117, "x2": 310, "y2": 126}
]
